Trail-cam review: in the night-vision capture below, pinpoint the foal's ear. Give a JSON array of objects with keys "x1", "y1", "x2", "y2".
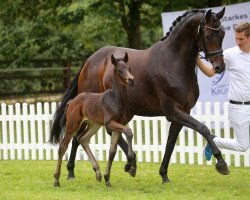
[
  {"x1": 124, "y1": 52, "x2": 129, "y2": 63},
  {"x1": 111, "y1": 54, "x2": 116, "y2": 65},
  {"x1": 216, "y1": 7, "x2": 225, "y2": 20}
]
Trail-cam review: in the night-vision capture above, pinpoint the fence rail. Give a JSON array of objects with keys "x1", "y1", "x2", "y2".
[
  {"x1": 0, "y1": 102, "x2": 249, "y2": 167},
  {"x1": 0, "y1": 58, "x2": 83, "y2": 96}
]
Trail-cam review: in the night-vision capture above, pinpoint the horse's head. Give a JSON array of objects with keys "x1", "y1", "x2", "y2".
[
  {"x1": 197, "y1": 8, "x2": 226, "y2": 74},
  {"x1": 111, "y1": 52, "x2": 135, "y2": 87}
]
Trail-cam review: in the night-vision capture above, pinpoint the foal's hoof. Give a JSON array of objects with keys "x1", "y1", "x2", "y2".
[
  {"x1": 54, "y1": 181, "x2": 60, "y2": 187},
  {"x1": 105, "y1": 182, "x2": 112, "y2": 187},
  {"x1": 215, "y1": 161, "x2": 230, "y2": 175},
  {"x1": 127, "y1": 166, "x2": 136, "y2": 177},
  {"x1": 96, "y1": 173, "x2": 102, "y2": 182},
  {"x1": 124, "y1": 163, "x2": 136, "y2": 177},
  {"x1": 124, "y1": 163, "x2": 131, "y2": 172}
]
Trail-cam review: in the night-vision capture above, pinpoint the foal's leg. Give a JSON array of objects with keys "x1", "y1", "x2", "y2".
[
  {"x1": 159, "y1": 122, "x2": 183, "y2": 183},
  {"x1": 104, "y1": 132, "x2": 121, "y2": 187},
  {"x1": 54, "y1": 113, "x2": 83, "y2": 187},
  {"x1": 78, "y1": 124, "x2": 102, "y2": 182},
  {"x1": 107, "y1": 128, "x2": 137, "y2": 176},
  {"x1": 67, "y1": 123, "x2": 87, "y2": 179},
  {"x1": 106, "y1": 121, "x2": 134, "y2": 165},
  {"x1": 67, "y1": 126, "x2": 137, "y2": 179},
  {"x1": 54, "y1": 132, "x2": 75, "y2": 187},
  {"x1": 104, "y1": 121, "x2": 134, "y2": 187}
]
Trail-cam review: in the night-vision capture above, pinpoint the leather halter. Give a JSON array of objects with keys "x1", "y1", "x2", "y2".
[{"x1": 197, "y1": 11, "x2": 223, "y2": 63}]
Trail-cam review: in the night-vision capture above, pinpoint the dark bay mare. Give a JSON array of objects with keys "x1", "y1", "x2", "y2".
[
  {"x1": 53, "y1": 53, "x2": 135, "y2": 187},
  {"x1": 50, "y1": 8, "x2": 230, "y2": 184}
]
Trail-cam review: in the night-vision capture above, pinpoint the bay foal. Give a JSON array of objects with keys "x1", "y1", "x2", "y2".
[{"x1": 53, "y1": 52, "x2": 135, "y2": 187}]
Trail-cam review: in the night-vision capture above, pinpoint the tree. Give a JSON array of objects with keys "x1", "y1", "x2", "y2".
[
  {"x1": 1, "y1": 0, "x2": 249, "y2": 61},
  {"x1": 0, "y1": 0, "x2": 248, "y2": 96}
]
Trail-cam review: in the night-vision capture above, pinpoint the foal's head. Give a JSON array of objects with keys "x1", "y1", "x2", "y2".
[{"x1": 111, "y1": 52, "x2": 135, "y2": 87}]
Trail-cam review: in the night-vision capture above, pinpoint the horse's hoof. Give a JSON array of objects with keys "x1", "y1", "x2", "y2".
[
  {"x1": 67, "y1": 176, "x2": 75, "y2": 180},
  {"x1": 162, "y1": 180, "x2": 171, "y2": 184},
  {"x1": 161, "y1": 175, "x2": 171, "y2": 184},
  {"x1": 127, "y1": 166, "x2": 136, "y2": 177},
  {"x1": 215, "y1": 161, "x2": 230, "y2": 175},
  {"x1": 67, "y1": 171, "x2": 76, "y2": 180},
  {"x1": 54, "y1": 181, "x2": 60, "y2": 187}
]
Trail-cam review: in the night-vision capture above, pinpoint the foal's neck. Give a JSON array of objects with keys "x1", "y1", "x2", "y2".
[{"x1": 111, "y1": 69, "x2": 127, "y2": 102}]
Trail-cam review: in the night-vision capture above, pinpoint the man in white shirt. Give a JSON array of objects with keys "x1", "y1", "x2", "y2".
[{"x1": 196, "y1": 22, "x2": 250, "y2": 160}]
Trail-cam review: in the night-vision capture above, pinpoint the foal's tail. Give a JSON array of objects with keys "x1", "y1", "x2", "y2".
[{"x1": 49, "y1": 62, "x2": 85, "y2": 144}]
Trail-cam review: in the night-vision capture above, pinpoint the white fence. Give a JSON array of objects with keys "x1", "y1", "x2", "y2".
[{"x1": 0, "y1": 102, "x2": 249, "y2": 167}]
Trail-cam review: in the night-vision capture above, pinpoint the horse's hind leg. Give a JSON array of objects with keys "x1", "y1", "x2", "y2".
[
  {"x1": 67, "y1": 123, "x2": 87, "y2": 179},
  {"x1": 78, "y1": 124, "x2": 102, "y2": 182},
  {"x1": 159, "y1": 122, "x2": 183, "y2": 183}
]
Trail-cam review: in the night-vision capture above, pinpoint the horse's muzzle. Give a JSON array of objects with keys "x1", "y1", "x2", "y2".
[{"x1": 214, "y1": 65, "x2": 225, "y2": 74}]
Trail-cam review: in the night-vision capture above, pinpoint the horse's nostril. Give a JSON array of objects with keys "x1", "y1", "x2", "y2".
[{"x1": 214, "y1": 66, "x2": 220, "y2": 73}]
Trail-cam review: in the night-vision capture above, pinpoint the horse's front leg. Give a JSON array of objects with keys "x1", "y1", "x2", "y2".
[
  {"x1": 168, "y1": 108, "x2": 230, "y2": 176},
  {"x1": 67, "y1": 123, "x2": 87, "y2": 179},
  {"x1": 159, "y1": 122, "x2": 183, "y2": 183}
]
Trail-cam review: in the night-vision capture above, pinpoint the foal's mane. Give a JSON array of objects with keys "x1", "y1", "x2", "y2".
[{"x1": 161, "y1": 9, "x2": 206, "y2": 41}]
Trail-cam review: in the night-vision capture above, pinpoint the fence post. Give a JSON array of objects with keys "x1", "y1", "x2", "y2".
[{"x1": 1, "y1": 103, "x2": 8, "y2": 160}]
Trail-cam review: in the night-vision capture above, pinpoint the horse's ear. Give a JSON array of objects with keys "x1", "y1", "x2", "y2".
[
  {"x1": 124, "y1": 52, "x2": 129, "y2": 63},
  {"x1": 111, "y1": 54, "x2": 116, "y2": 65},
  {"x1": 216, "y1": 7, "x2": 225, "y2": 20},
  {"x1": 205, "y1": 9, "x2": 212, "y2": 22}
]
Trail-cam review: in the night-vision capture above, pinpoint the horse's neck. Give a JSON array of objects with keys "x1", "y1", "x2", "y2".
[
  {"x1": 162, "y1": 16, "x2": 200, "y2": 63},
  {"x1": 110, "y1": 70, "x2": 127, "y2": 103}
]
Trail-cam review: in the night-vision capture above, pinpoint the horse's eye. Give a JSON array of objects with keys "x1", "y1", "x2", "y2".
[{"x1": 205, "y1": 35, "x2": 211, "y2": 40}]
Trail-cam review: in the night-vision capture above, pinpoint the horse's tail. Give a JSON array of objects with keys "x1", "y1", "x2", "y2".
[{"x1": 49, "y1": 61, "x2": 85, "y2": 144}]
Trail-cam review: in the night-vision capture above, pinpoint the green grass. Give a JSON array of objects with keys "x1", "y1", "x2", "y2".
[{"x1": 0, "y1": 160, "x2": 249, "y2": 200}]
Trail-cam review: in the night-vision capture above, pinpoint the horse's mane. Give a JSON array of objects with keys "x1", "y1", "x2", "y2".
[{"x1": 161, "y1": 9, "x2": 206, "y2": 41}]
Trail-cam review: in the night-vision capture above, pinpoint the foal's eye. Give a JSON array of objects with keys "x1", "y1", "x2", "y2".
[{"x1": 117, "y1": 68, "x2": 122, "y2": 74}]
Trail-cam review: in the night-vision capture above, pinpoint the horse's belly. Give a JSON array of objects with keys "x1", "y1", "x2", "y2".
[{"x1": 127, "y1": 89, "x2": 163, "y2": 116}]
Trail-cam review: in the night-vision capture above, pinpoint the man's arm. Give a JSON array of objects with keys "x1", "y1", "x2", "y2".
[{"x1": 196, "y1": 59, "x2": 216, "y2": 77}]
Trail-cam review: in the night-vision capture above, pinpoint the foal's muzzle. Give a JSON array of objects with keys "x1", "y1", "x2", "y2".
[{"x1": 128, "y1": 78, "x2": 135, "y2": 87}]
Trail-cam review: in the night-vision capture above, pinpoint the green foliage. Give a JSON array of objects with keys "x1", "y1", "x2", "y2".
[
  {"x1": 0, "y1": 0, "x2": 249, "y2": 96},
  {"x1": 1, "y1": 0, "x2": 249, "y2": 61}
]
